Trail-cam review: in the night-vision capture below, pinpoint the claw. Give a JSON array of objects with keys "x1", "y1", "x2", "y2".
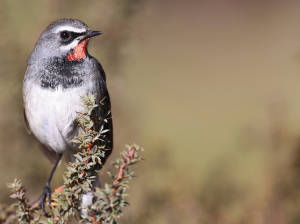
[{"x1": 38, "y1": 184, "x2": 52, "y2": 218}]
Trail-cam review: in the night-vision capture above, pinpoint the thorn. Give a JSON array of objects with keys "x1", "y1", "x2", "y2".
[{"x1": 100, "y1": 96, "x2": 107, "y2": 103}]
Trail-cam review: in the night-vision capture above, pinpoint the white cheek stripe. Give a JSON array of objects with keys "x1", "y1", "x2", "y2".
[
  {"x1": 59, "y1": 40, "x2": 79, "y2": 51},
  {"x1": 53, "y1": 25, "x2": 87, "y2": 33}
]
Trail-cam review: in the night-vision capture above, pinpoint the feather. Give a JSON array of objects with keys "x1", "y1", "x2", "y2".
[
  {"x1": 37, "y1": 140, "x2": 61, "y2": 165},
  {"x1": 23, "y1": 106, "x2": 31, "y2": 134}
]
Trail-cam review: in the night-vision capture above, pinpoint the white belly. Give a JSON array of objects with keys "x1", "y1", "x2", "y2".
[{"x1": 24, "y1": 83, "x2": 94, "y2": 154}]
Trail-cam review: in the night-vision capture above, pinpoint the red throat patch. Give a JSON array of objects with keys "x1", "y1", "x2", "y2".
[{"x1": 66, "y1": 39, "x2": 89, "y2": 61}]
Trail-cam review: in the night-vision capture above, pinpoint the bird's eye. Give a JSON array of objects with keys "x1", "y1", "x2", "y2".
[{"x1": 60, "y1": 31, "x2": 70, "y2": 39}]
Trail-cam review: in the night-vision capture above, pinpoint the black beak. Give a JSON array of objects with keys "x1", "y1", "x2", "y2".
[{"x1": 79, "y1": 30, "x2": 103, "y2": 43}]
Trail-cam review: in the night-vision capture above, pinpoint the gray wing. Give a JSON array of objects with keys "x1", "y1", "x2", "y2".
[
  {"x1": 23, "y1": 64, "x2": 33, "y2": 134},
  {"x1": 23, "y1": 106, "x2": 31, "y2": 134},
  {"x1": 96, "y1": 60, "x2": 113, "y2": 164}
]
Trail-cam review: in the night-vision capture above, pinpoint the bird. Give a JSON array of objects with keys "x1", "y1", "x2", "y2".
[{"x1": 22, "y1": 18, "x2": 113, "y2": 217}]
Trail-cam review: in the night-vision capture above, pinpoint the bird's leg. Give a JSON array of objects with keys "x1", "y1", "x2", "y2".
[{"x1": 38, "y1": 153, "x2": 62, "y2": 217}]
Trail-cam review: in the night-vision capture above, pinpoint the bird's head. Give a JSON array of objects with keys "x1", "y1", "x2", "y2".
[{"x1": 29, "y1": 18, "x2": 102, "y2": 63}]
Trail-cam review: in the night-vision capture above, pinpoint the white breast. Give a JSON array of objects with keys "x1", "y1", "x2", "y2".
[{"x1": 24, "y1": 83, "x2": 95, "y2": 154}]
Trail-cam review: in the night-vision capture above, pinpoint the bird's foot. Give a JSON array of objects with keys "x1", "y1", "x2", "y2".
[{"x1": 38, "y1": 184, "x2": 52, "y2": 218}]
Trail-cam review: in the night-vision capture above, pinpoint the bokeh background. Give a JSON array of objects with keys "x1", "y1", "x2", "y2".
[{"x1": 2, "y1": 0, "x2": 300, "y2": 223}]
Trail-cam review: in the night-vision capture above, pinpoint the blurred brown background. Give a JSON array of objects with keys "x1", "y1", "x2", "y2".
[{"x1": 1, "y1": 0, "x2": 300, "y2": 223}]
